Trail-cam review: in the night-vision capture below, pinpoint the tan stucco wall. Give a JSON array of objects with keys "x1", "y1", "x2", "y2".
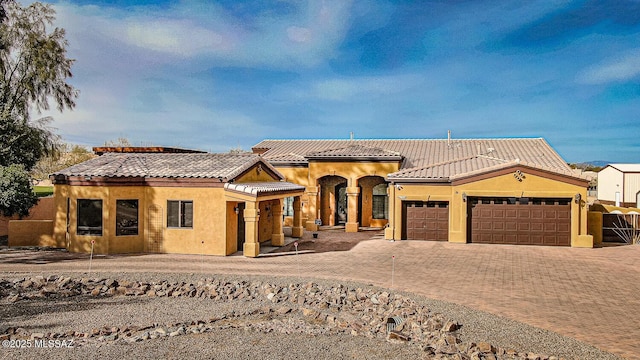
[
  {"x1": 53, "y1": 184, "x2": 111, "y2": 254},
  {"x1": 587, "y1": 211, "x2": 603, "y2": 247},
  {"x1": 146, "y1": 186, "x2": 228, "y2": 255},
  {"x1": 107, "y1": 186, "x2": 146, "y2": 254},
  {"x1": 274, "y1": 161, "x2": 400, "y2": 230},
  {"x1": 308, "y1": 161, "x2": 400, "y2": 185},
  {"x1": 258, "y1": 200, "x2": 277, "y2": 243},
  {"x1": 53, "y1": 184, "x2": 231, "y2": 256},
  {"x1": 1, "y1": 197, "x2": 54, "y2": 237},
  {"x1": 236, "y1": 164, "x2": 281, "y2": 183},
  {"x1": 8, "y1": 220, "x2": 54, "y2": 247},
  {"x1": 386, "y1": 169, "x2": 592, "y2": 247}
]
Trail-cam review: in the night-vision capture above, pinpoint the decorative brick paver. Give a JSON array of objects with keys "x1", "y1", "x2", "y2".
[{"x1": 1, "y1": 233, "x2": 639, "y2": 359}]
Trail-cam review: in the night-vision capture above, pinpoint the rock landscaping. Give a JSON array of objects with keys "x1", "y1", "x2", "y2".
[{"x1": 0, "y1": 275, "x2": 566, "y2": 360}]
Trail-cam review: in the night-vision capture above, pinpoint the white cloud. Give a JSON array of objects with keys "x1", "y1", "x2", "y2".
[
  {"x1": 123, "y1": 20, "x2": 227, "y2": 57},
  {"x1": 312, "y1": 74, "x2": 425, "y2": 101},
  {"x1": 53, "y1": 0, "x2": 353, "y2": 69},
  {"x1": 578, "y1": 49, "x2": 640, "y2": 84},
  {"x1": 287, "y1": 26, "x2": 312, "y2": 43},
  {"x1": 46, "y1": 81, "x2": 269, "y2": 151}
]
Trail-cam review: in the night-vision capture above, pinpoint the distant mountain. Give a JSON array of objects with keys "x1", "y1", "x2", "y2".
[
  {"x1": 575, "y1": 161, "x2": 610, "y2": 167},
  {"x1": 569, "y1": 161, "x2": 611, "y2": 172}
]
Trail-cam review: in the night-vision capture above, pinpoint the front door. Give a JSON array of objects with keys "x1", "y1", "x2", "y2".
[
  {"x1": 336, "y1": 184, "x2": 347, "y2": 224},
  {"x1": 236, "y1": 203, "x2": 246, "y2": 252}
]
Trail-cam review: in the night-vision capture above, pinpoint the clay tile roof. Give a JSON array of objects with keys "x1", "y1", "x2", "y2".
[
  {"x1": 52, "y1": 153, "x2": 283, "y2": 182},
  {"x1": 388, "y1": 155, "x2": 512, "y2": 181},
  {"x1": 224, "y1": 182, "x2": 305, "y2": 195},
  {"x1": 253, "y1": 138, "x2": 577, "y2": 180},
  {"x1": 262, "y1": 152, "x2": 308, "y2": 165},
  {"x1": 305, "y1": 144, "x2": 402, "y2": 160}
]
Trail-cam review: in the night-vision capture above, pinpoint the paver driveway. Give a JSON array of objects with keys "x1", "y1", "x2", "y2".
[{"x1": 1, "y1": 231, "x2": 639, "y2": 359}]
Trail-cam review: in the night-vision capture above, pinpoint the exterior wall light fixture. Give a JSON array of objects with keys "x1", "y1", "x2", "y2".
[
  {"x1": 462, "y1": 192, "x2": 467, "y2": 202},
  {"x1": 574, "y1": 193, "x2": 581, "y2": 204}
]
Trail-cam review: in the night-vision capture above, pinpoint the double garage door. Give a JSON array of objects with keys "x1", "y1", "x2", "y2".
[
  {"x1": 402, "y1": 198, "x2": 572, "y2": 246},
  {"x1": 469, "y1": 197, "x2": 571, "y2": 246}
]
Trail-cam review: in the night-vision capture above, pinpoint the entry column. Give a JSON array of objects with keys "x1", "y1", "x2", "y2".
[
  {"x1": 292, "y1": 196, "x2": 304, "y2": 238},
  {"x1": 346, "y1": 186, "x2": 360, "y2": 232},
  {"x1": 271, "y1": 199, "x2": 285, "y2": 246},
  {"x1": 243, "y1": 201, "x2": 260, "y2": 257},
  {"x1": 305, "y1": 186, "x2": 319, "y2": 231}
]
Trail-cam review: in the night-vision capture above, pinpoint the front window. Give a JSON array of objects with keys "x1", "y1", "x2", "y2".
[
  {"x1": 167, "y1": 200, "x2": 193, "y2": 228},
  {"x1": 77, "y1": 199, "x2": 102, "y2": 236},
  {"x1": 283, "y1": 197, "x2": 294, "y2": 216},
  {"x1": 372, "y1": 183, "x2": 388, "y2": 219},
  {"x1": 116, "y1": 200, "x2": 139, "y2": 236}
]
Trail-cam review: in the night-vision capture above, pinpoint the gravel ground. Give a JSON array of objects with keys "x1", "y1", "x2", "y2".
[{"x1": 0, "y1": 272, "x2": 621, "y2": 360}]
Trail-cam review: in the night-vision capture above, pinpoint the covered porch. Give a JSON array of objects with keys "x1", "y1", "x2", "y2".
[{"x1": 224, "y1": 182, "x2": 305, "y2": 257}]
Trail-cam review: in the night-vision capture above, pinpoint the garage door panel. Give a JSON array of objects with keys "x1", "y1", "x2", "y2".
[
  {"x1": 530, "y1": 234, "x2": 544, "y2": 245},
  {"x1": 517, "y1": 234, "x2": 531, "y2": 244},
  {"x1": 404, "y1": 202, "x2": 449, "y2": 241},
  {"x1": 505, "y1": 221, "x2": 517, "y2": 231},
  {"x1": 531, "y1": 209, "x2": 544, "y2": 219},
  {"x1": 505, "y1": 234, "x2": 517, "y2": 243},
  {"x1": 530, "y1": 223, "x2": 544, "y2": 232},
  {"x1": 470, "y1": 198, "x2": 571, "y2": 246},
  {"x1": 505, "y1": 209, "x2": 517, "y2": 218}
]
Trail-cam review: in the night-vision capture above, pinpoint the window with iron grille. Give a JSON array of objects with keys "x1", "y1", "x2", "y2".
[
  {"x1": 167, "y1": 200, "x2": 193, "y2": 228},
  {"x1": 77, "y1": 199, "x2": 102, "y2": 236}
]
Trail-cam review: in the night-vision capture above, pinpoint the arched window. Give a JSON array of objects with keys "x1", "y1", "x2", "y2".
[{"x1": 372, "y1": 183, "x2": 388, "y2": 219}]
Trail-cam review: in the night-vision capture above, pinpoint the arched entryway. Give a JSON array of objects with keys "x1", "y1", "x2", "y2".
[{"x1": 318, "y1": 175, "x2": 348, "y2": 226}]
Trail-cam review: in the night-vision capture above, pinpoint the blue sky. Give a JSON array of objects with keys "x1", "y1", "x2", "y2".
[{"x1": 35, "y1": 0, "x2": 640, "y2": 162}]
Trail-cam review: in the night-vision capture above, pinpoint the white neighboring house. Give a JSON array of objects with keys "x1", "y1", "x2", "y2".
[{"x1": 598, "y1": 164, "x2": 640, "y2": 208}]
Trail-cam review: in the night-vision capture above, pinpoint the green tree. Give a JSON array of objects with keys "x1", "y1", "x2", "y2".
[
  {"x1": 0, "y1": 164, "x2": 38, "y2": 217},
  {"x1": 0, "y1": 115, "x2": 59, "y2": 171},
  {"x1": 104, "y1": 137, "x2": 132, "y2": 147},
  {"x1": 31, "y1": 142, "x2": 95, "y2": 180},
  {"x1": 0, "y1": 1, "x2": 77, "y2": 217},
  {"x1": 0, "y1": 1, "x2": 78, "y2": 120}
]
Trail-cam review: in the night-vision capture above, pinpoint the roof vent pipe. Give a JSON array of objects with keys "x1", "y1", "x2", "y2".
[
  {"x1": 447, "y1": 130, "x2": 451, "y2": 147},
  {"x1": 350, "y1": 131, "x2": 354, "y2": 140}
]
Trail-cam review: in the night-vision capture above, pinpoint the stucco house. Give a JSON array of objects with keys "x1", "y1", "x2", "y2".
[
  {"x1": 253, "y1": 138, "x2": 593, "y2": 247},
  {"x1": 49, "y1": 150, "x2": 305, "y2": 257},
  {"x1": 597, "y1": 164, "x2": 640, "y2": 208}
]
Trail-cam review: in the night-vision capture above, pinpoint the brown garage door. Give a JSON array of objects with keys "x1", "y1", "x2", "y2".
[
  {"x1": 403, "y1": 201, "x2": 449, "y2": 241},
  {"x1": 469, "y1": 197, "x2": 571, "y2": 246}
]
